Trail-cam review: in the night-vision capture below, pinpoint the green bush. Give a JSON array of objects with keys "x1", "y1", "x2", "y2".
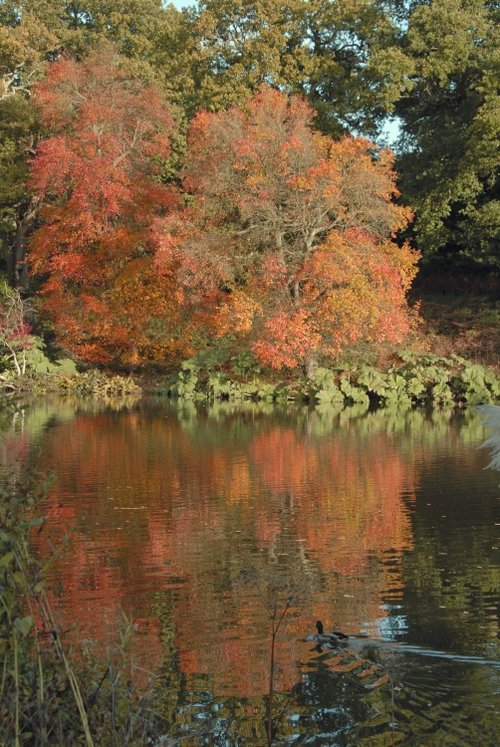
[{"x1": 168, "y1": 352, "x2": 500, "y2": 410}]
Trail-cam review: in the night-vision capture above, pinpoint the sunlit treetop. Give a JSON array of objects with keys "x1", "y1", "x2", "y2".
[{"x1": 155, "y1": 85, "x2": 419, "y2": 371}]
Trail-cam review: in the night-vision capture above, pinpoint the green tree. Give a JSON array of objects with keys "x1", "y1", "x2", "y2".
[
  {"x1": 155, "y1": 0, "x2": 411, "y2": 137},
  {"x1": 395, "y1": 0, "x2": 500, "y2": 267},
  {"x1": 0, "y1": 3, "x2": 60, "y2": 284}
]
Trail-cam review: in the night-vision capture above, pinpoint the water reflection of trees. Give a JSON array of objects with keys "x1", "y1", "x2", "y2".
[{"x1": 2, "y1": 400, "x2": 498, "y2": 712}]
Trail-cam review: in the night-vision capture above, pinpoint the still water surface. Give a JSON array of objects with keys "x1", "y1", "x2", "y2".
[{"x1": 2, "y1": 398, "x2": 500, "y2": 745}]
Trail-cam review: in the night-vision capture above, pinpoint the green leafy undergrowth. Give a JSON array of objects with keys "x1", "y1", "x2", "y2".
[
  {"x1": 166, "y1": 356, "x2": 299, "y2": 405},
  {"x1": 21, "y1": 338, "x2": 77, "y2": 376},
  {"x1": 165, "y1": 352, "x2": 500, "y2": 410}
]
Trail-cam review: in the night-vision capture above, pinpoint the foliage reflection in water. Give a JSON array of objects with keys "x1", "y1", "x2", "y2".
[{"x1": 2, "y1": 398, "x2": 499, "y2": 744}]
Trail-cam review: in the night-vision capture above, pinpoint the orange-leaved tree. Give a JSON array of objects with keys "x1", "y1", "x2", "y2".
[
  {"x1": 29, "y1": 45, "x2": 185, "y2": 366},
  {"x1": 155, "y1": 86, "x2": 419, "y2": 373}
]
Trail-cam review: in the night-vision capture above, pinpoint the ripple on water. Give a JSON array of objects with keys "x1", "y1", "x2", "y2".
[{"x1": 4, "y1": 399, "x2": 499, "y2": 744}]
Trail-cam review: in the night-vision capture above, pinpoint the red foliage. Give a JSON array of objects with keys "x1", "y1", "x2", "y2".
[
  {"x1": 299, "y1": 229, "x2": 419, "y2": 356},
  {"x1": 31, "y1": 68, "x2": 418, "y2": 370},
  {"x1": 154, "y1": 85, "x2": 419, "y2": 370},
  {"x1": 29, "y1": 46, "x2": 182, "y2": 365}
]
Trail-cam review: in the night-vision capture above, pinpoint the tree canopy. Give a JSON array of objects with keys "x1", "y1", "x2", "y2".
[
  {"x1": 394, "y1": 0, "x2": 499, "y2": 266},
  {"x1": 0, "y1": 0, "x2": 497, "y2": 371},
  {"x1": 152, "y1": 86, "x2": 418, "y2": 370},
  {"x1": 29, "y1": 47, "x2": 183, "y2": 365}
]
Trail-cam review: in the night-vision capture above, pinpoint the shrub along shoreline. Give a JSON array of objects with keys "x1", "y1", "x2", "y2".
[
  {"x1": 2, "y1": 351, "x2": 500, "y2": 412},
  {"x1": 159, "y1": 351, "x2": 500, "y2": 409}
]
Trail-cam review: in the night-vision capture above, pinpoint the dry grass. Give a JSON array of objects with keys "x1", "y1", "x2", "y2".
[{"x1": 414, "y1": 294, "x2": 500, "y2": 373}]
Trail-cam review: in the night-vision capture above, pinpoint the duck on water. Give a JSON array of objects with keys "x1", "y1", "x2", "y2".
[{"x1": 306, "y1": 620, "x2": 351, "y2": 648}]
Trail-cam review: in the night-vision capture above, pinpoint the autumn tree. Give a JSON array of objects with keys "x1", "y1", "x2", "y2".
[
  {"x1": 0, "y1": 0, "x2": 178, "y2": 286},
  {"x1": 3, "y1": 0, "x2": 497, "y2": 283},
  {"x1": 155, "y1": 86, "x2": 419, "y2": 373},
  {"x1": 29, "y1": 46, "x2": 184, "y2": 366},
  {"x1": 172, "y1": 0, "x2": 497, "y2": 269}
]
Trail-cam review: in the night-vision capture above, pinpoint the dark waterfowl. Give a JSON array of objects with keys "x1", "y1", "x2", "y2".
[
  {"x1": 306, "y1": 620, "x2": 350, "y2": 647},
  {"x1": 316, "y1": 620, "x2": 349, "y2": 640},
  {"x1": 305, "y1": 620, "x2": 500, "y2": 668}
]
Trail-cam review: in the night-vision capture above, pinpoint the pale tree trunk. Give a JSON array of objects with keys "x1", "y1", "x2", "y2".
[
  {"x1": 7, "y1": 345, "x2": 22, "y2": 376},
  {"x1": 275, "y1": 232, "x2": 285, "y2": 264},
  {"x1": 1, "y1": 288, "x2": 31, "y2": 376},
  {"x1": 305, "y1": 354, "x2": 317, "y2": 380}
]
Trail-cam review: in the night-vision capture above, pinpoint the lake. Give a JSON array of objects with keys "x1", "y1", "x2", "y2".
[{"x1": 2, "y1": 397, "x2": 499, "y2": 745}]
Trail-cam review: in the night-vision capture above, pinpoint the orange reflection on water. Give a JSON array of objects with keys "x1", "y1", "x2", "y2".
[{"x1": 21, "y1": 403, "x2": 420, "y2": 696}]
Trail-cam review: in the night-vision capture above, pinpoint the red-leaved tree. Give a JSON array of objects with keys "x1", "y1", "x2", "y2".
[
  {"x1": 154, "y1": 86, "x2": 419, "y2": 373},
  {"x1": 29, "y1": 46, "x2": 184, "y2": 365}
]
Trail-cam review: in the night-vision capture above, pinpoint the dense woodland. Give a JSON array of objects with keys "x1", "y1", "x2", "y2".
[{"x1": 0, "y1": 0, "x2": 498, "y2": 373}]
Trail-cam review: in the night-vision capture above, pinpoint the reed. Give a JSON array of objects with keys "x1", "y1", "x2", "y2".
[
  {"x1": 266, "y1": 598, "x2": 291, "y2": 746},
  {"x1": 0, "y1": 472, "x2": 164, "y2": 746}
]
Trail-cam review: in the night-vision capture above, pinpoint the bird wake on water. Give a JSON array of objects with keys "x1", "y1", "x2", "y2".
[{"x1": 477, "y1": 404, "x2": 500, "y2": 471}]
